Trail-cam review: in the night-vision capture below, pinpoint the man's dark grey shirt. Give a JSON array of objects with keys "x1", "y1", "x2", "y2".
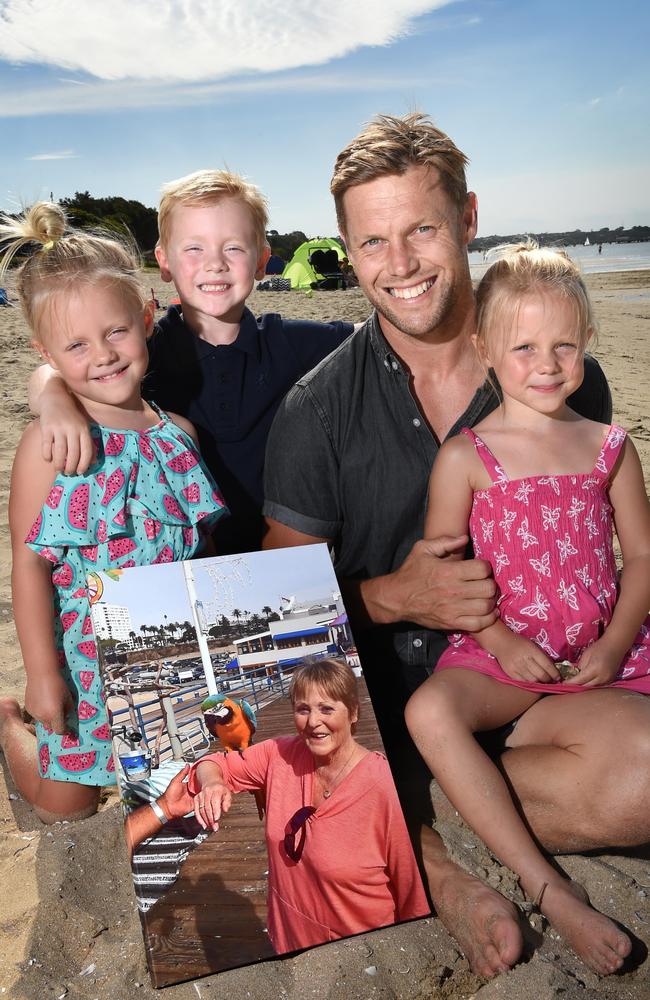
[{"x1": 263, "y1": 312, "x2": 612, "y2": 694}]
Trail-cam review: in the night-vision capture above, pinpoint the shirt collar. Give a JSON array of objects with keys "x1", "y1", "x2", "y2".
[
  {"x1": 367, "y1": 311, "x2": 406, "y2": 375},
  {"x1": 367, "y1": 308, "x2": 498, "y2": 431},
  {"x1": 160, "y1": 304, "x2": 261, "y2": 362}
]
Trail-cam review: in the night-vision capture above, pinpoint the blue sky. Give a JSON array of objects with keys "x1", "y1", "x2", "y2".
[
  {"x1": 1, "y1": 0, "x2": 648, "y2": 238},
  {"x1": 96, "y1": 545, "x2": 339, "y2": 630}
]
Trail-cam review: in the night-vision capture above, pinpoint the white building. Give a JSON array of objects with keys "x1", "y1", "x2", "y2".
[
  {"x1": 230, "y1": 594, "x2": 353, "y2": 677},
  {"x1": 91, "y1": 602, "x2": 133, "y2": 643}
]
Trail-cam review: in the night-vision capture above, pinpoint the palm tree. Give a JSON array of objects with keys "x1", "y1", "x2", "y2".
[
  {"x1": 232, "y1": 608, "x2": 242, "y2": 626},
  {"x1": 262, "y1": 605, "x2": 273, "y2": 619}
]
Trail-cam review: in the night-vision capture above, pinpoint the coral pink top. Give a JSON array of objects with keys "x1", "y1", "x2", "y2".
[
  {"x1": 437, "y1": 425, "x2": 650, "y2": 694},
  {"x1": 189, "y1": 736, "x2": 428, "y2": 953}
]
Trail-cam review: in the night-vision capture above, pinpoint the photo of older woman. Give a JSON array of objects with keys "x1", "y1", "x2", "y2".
[{"x1": 184, "y1": 658, "x2": 429, "y2": 953}]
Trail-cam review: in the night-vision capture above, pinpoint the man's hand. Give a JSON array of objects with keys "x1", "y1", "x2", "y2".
[
  {"x1": 364, "y1": 535, "x2": 498, "y2": 632},
  {"x1": 25, "y1": 673, "x2": 74, "y2": 734},
  {"x1": 157, "y1": 764, "x2": 194, "y2": 820},
  {"x1": 567, "y1": 638, "x2": 623, "y2": 687},
  {"x1": 490, "y1": 633, "x2": 560, "y2": 684}
]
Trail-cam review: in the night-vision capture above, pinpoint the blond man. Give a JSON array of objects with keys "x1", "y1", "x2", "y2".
[{"x1": 263, "y1": 114, "x2": 650, "y2": 978}]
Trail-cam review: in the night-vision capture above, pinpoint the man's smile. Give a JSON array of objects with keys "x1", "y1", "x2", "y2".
[{"x1": 388, "y1": 277, "x2": 436, "y2": 300}]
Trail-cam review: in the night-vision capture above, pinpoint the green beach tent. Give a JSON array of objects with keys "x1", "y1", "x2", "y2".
[{"x1": 282, "y1": 238, "x2": 346, "y2": 289}]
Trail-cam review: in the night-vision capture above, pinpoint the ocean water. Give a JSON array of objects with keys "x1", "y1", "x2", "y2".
[{"x1": 469, "y1": 241, "x2": 650, "y2": 278}]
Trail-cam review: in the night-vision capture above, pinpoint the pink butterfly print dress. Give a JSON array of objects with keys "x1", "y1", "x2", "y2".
[
  {"x1": 435, "y1": 426, "x2": 650, "y2": 695},
  {"x1": 25, "y1": 408, "x2": 227, "y2": 785}
]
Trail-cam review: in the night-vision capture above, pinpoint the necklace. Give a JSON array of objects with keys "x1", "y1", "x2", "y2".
[{"x1": 316, "y1": 745, "x2": 358, "y2": 799}]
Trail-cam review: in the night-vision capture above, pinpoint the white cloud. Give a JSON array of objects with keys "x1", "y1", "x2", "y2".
[
  {"x1": 0, "y1": 69, "x2": 444, "y2": 118},
  {"x1": 26, "y1": 150, "x2": 77, "y2": 160},
  {"x1": 0, "y1": 0, "x2": 452, "y2": 81}
]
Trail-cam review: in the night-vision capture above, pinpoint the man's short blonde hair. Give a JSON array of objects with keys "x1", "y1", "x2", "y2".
[
  {"x1": 331, "y1": 112, "x2": 469, "y2": 232},
  {"x1": 158, "y1": 169, "x2": 269, "y2": 250}
]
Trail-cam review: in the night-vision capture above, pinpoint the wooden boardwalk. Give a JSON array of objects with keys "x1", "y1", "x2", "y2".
[{"x1": 139, "y1": 677, "x2": 385, "y2": 987}]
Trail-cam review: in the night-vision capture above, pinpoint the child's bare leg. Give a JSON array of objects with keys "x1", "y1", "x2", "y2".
[
  {"x1": 405, "y1": 670, "x2": 631, "y2": 976},
  {"x1": 0, "y1": 697, "x2": 100, "y2": 822}
]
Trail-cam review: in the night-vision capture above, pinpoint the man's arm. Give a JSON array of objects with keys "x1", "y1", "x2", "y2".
[
  {"x1": 28, "y1": 364, "x2": 94, "y2": 474},
  {"x1": 264, "y1": 517, "x2": 496, "y2": 632},
  {"x1": 263, "y1": 385, "x2": 497, "y2": 633}
]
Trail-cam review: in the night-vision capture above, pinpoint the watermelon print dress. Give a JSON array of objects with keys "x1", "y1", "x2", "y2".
[
  {"x1": 436, "y1": 425, "x2": 650, "y2": 695},
  {"x1": 25, "y1": 409, "x2": 227, "y2": 786}
]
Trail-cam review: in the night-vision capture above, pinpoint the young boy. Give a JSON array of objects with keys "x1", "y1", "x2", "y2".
[{"x1": 30, "y1": 170, "x2": 354, "y2": 553}]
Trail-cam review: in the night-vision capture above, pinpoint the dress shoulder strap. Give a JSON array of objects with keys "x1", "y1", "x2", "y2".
[
  {"x1": 460, "y1": 428, "x2": 509, "y2": 485},
  {"x1": 592, "y1": 424, "x2": 627, "y2": 479}
]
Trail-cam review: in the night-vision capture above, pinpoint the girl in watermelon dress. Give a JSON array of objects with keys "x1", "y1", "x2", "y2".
[
  {"x1": 0, "y1": 202, "x2": 226, "y2": 823},
  {"x1": 405, "y1": 244, "x2": 649, "y2": 976}
]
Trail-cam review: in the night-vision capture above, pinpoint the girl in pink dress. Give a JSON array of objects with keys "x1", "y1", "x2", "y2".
[{"x1": 405, "y1": 244, "x2": 649, "y2": 977}]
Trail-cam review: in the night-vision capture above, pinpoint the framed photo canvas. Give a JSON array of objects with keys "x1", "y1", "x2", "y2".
[{"x1": 90, "y1": 545, "x2": 428, "y2": 987}]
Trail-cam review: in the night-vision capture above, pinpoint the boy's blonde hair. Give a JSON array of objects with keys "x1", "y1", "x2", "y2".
[
  {"x1": 330, "y1": 112, "x2": 469, "y2": 233},
  {"x1": 158, "y1": 169, "x2": 269, "y2": 251},
  {"x1": 0, "y1": 201, "x2": 145, "y2": 336},
  {"x1": 475, "y1": 241, "x2": 595, "y2": 363}
]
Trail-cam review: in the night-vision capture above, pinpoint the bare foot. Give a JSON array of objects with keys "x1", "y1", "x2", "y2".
[
  {"x1": 540, "y1": 879, "x2": 631, "y2": 976},
  {"x1": 432, "y1": 865, "x2": 523, "y2": 978}
]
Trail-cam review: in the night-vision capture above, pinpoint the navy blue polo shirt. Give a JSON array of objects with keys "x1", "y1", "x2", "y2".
[{"x1": 144, "y1": 305, "x2": 353, "y2": 554}]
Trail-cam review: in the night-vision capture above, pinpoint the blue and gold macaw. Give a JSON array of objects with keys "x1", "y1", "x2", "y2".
[{"x1": 200, "y1": 695, "x2": 264, "y2": 818}]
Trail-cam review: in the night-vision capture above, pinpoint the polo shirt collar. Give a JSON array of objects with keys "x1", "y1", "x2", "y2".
[{"x1": 163, "y1": 304, "x2": 262, "y2": 363}]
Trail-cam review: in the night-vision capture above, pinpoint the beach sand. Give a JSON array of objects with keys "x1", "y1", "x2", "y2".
[{"x1": 0, "y1": 271, "x2": 649, "y2": 999}]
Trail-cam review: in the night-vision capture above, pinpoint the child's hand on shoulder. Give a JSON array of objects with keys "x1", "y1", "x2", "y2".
[
  {"x1": 39, "y1": 392, "x2": 94, "y2": 476},
  {"x1": 494, "y1": 633, "x2": 560, "y2": 684},
  {"x1": 567, "y1": 638, "x2": 623, "y2": 687},
  {"x1": 25, "y1": 673, "x2": 74, "y2": 735}
]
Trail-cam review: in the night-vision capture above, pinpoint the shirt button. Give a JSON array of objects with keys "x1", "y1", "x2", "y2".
[
  {"x1": 412, "y1": 638, "x2": 423, "y2": 648},
  {"x1": 412, "y1": 418, "x2": 421, "y2": 428},
  {"x1": 391, "y1": 361, "x2": 399, "y2": 371}
]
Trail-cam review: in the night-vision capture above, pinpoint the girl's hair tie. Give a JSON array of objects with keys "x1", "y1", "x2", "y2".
[{"x1": 41, "y1": 240, "x2": 56, "y2": 252}]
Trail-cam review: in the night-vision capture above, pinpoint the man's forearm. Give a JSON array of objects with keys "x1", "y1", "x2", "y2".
[{"x1": 342, "y1": 575, "x2": 400, "y2": 630}]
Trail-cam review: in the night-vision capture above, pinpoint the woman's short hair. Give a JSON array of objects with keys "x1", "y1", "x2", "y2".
[
  {"x1": 158, "y1": 168, "x2": 269, "y2": 251},
  {"x1": 330, "y1": 112, "x2": 469, "y2": 233},
  {"x1": 289, "y1": 658, "x2": 360, "y2": 720},
  {"x1": 0, "y1": 201, "x2": 144, "y2": 336}
]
